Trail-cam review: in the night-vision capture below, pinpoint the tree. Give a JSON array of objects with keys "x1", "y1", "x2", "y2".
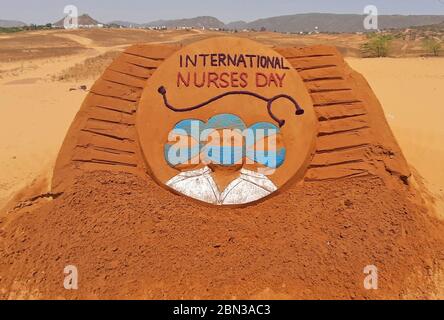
[
  {"x1": 361, "y1": 33, "x2": 393, "y2": 57},
  {"x1": 422, "y1": 37, "x2": 442, "y2": 56}
]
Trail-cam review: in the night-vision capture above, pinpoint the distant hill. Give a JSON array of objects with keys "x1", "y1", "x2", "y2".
[
  {"x1": 108, "y1": 20, "x2": 142, "y2": 28},
  {"x1": 54, "y1": 14, "x2": 102, "y2": 27},
  {"x1": 241, "y1": 13, "x2": 444, "y2": 33},
  {"x1": 0, "y1": 19, "x2": 26, "y2": 28},
  {"x1": 409, "y1": 21, "x2": 444, "y2": 32},
  {"x1": 3, "y1": 13, "x2": 444, "y2": 32},
  {"x1": 226, "y1": 21, "x2": 248, "y2": 30},
  {"x1": 110, "y1": 13, "x2": 444, "y2": 33},
  {"x1": 144, "y1": 16, "x2": 225, "y2": 29}
]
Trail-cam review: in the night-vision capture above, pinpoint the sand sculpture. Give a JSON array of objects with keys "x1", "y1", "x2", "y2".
[
  {"x1": 137, "y1": 38, "x2": 317, "y2": 205},
  {"x1": 6, "y1": 36, "x2": 443, "y2": 299},
  {"x1": 52, "y1": 37, "x2": 410, "y2": 204}
]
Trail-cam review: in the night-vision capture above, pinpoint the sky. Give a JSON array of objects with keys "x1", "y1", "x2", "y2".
[{"x1": 1, "y1": 0, "x2": 444, "y2": 24}]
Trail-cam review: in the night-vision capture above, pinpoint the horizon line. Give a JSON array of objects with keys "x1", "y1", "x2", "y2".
[{"x1": 3, "y1": 11, "x2": 444, "y2": 26}]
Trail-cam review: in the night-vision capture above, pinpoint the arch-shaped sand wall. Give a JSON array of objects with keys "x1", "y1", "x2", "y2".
[{"x1": 52, "y1": 40, "x2": 410, "y2": 198}]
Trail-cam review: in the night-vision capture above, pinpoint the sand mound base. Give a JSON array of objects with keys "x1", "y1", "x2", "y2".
[
  {"x1": 1, "y1": 40, "x2": 444, "y2": 299},
  {"x1": 1, "y1": 170, "x2": 443, "y2": 299}
]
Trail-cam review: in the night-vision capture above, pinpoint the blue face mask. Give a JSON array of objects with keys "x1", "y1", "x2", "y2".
[{"x1": 164, "y1": 114, "x2": 286, "y2": 169}]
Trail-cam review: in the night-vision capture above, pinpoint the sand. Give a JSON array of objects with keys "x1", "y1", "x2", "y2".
[
  {"x1": 1, "y1": 30, "x2": 444, "y2": 299},
  {"x1": 2, "y1": 170, "x2": 444, "y2": 299},
  {"x1": 0, "y1": 29, "x2": 218, "y2": 209},
  {"x1": 2, "y1": 53, "x2": 443, "y2": 214},
  {"x1": 0, "y1": 81, "x2": 90, "y2": 205},
  {"x1": 0, "y1": 66, "x2": 92, "y2": 208},
  {"x1": 347, "y1": 57, "x2": 444, "y2": 217},
  {"x1": 0, "y1": 35, "x2": 113, "y2": 208}
]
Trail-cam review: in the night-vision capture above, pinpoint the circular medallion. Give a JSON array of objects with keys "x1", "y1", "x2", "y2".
[{"x1": 137, "y1": 37, "x2": 317, "y2": 205}]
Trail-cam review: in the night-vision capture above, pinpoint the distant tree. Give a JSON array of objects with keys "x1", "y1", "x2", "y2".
[
  {"x1": 361, "y1": 33, "x2": 393, "y2": 57},
  {"x1": 422, "y1": 37, "x2": 442, "y2": 56},
  {"x1": 260, "y1": 27, "x2": 266, "y2": 32}
]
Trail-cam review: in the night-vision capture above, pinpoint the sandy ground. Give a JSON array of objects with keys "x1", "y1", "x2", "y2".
[
  {"x1": 0, "y1": 29, "x2": 443, "y2": 215},
  {"x1": 0, "y1": 65, "x2": 93, "y2": 207},
  {"x1": 347, "y1": 58, "x2": 444, "y2": 216},
  {"x1": 0, "y1": 29, "x2": 208, "y2": 209},
  {"x1": 0, "y1": 30, "x2": 444, "y2": 299},
  {"x1": 0, "y1": 32, "x2": 117, "y2": 208}
]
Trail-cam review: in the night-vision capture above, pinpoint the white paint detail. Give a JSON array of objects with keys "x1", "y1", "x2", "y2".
[{"x1": 166, "y1": 167, "x2": 277, "y2": 205}]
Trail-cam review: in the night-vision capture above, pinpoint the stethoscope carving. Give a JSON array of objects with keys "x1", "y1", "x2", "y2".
[{"x1": 158, "y1": 86, "x2": 304, "y2": 128}]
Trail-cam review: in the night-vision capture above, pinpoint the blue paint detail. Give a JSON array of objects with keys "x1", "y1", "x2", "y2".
[
  {"x1": 201, "y1": 145, "x2": 244, "y2": 166},
  {"x1": 165, "y1": 114, "x2": 286, "y2": 168},
  {"x1": 164, "y1": 144, "x2": 201, "y2": 166},
  {"x1": 275, "y1": 148, "x2": 286, "y2": 167},
  {"x1": 246, "y1": 122, "x2": 280, "y2": 147},
  {"x1": 253, "y1": 148, "x2": 286, "y2": 168},
  {"x1": 250, "y1": 122, "x2": 280, "y2": 135},
  {"x1": 201, "y1": 114, "x2": 246, "y2": 141},
  {"x1": 206, "y1": 114, "x2": 247, "y2": 130},
  {"x1": 173, "y1": 119, "x2": 205, "y2": 140}
]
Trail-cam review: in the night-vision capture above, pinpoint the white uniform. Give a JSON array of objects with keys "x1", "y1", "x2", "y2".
[{"x1": 166, "y1": 166, "x2": 277, "y2": 205}]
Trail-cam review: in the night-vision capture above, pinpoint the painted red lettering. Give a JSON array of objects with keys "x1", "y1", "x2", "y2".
[
  {"x1": 240, "y1": 73, "x2": 248, "y2": 88},
  {"x1": 256, "y1": 72, "x2": 268, "y2": 87},
  {"x1": 276, "y1": 73, "x2": 286, "y2": 87},
  {"x1": 231, "y1": 72, "x2": 239, "y2": 87},
  {"x1": 177, "y1": 72, "x2": 190, "y2": 87},
  {"x1": 207, "y1": 72, "x2": 220, "y2": 88},
  {"x1": 219, "y1": 72, "x2": 230, "y2": 88}
]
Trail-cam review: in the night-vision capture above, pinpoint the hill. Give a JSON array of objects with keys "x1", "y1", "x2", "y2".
[
  {"x1": 226, "y1": 20, "x2": 248, "y2": 30},
  {"x1": 242, "y1": 13, "x2": 444, "y2": 33},
  {"x1": 53, "y1": 14, "x2": 102, "y2": 27},
  {"x1": 409, "y1": 21, "x2": 444, "y2": 32},
  {"x1": 112, "y1": 13, "x2": 444, "y2": 33},
  {"x1": 0, "y1": 19, "x2": 26, "y2": 28},
  {"x1": 144, "y1": 16, "x2": 225, "y2": 29},
  {"x1": 108, "y1": 20, "x2": 142, "y2": 28},
  {"x1": 3, "y1": 13, "x2": 444, "y2": 33}
]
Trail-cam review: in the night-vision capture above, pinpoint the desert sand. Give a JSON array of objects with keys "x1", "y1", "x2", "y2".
[
  {"x1": 0, "y1": 29, "x2": 206, "y2": 208},
  {"x1": 0, "y1": 40, "x2": 107, "y2": 208},
  {"x1": 348, "y1": 57, "x2": 444, "y2": 216},
  {"x1": 0, "y1": 29, "x2": 443, "y2": 299},
  {"x1": 1, "y1": 30, "x2": 443, "y2": 215}
]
